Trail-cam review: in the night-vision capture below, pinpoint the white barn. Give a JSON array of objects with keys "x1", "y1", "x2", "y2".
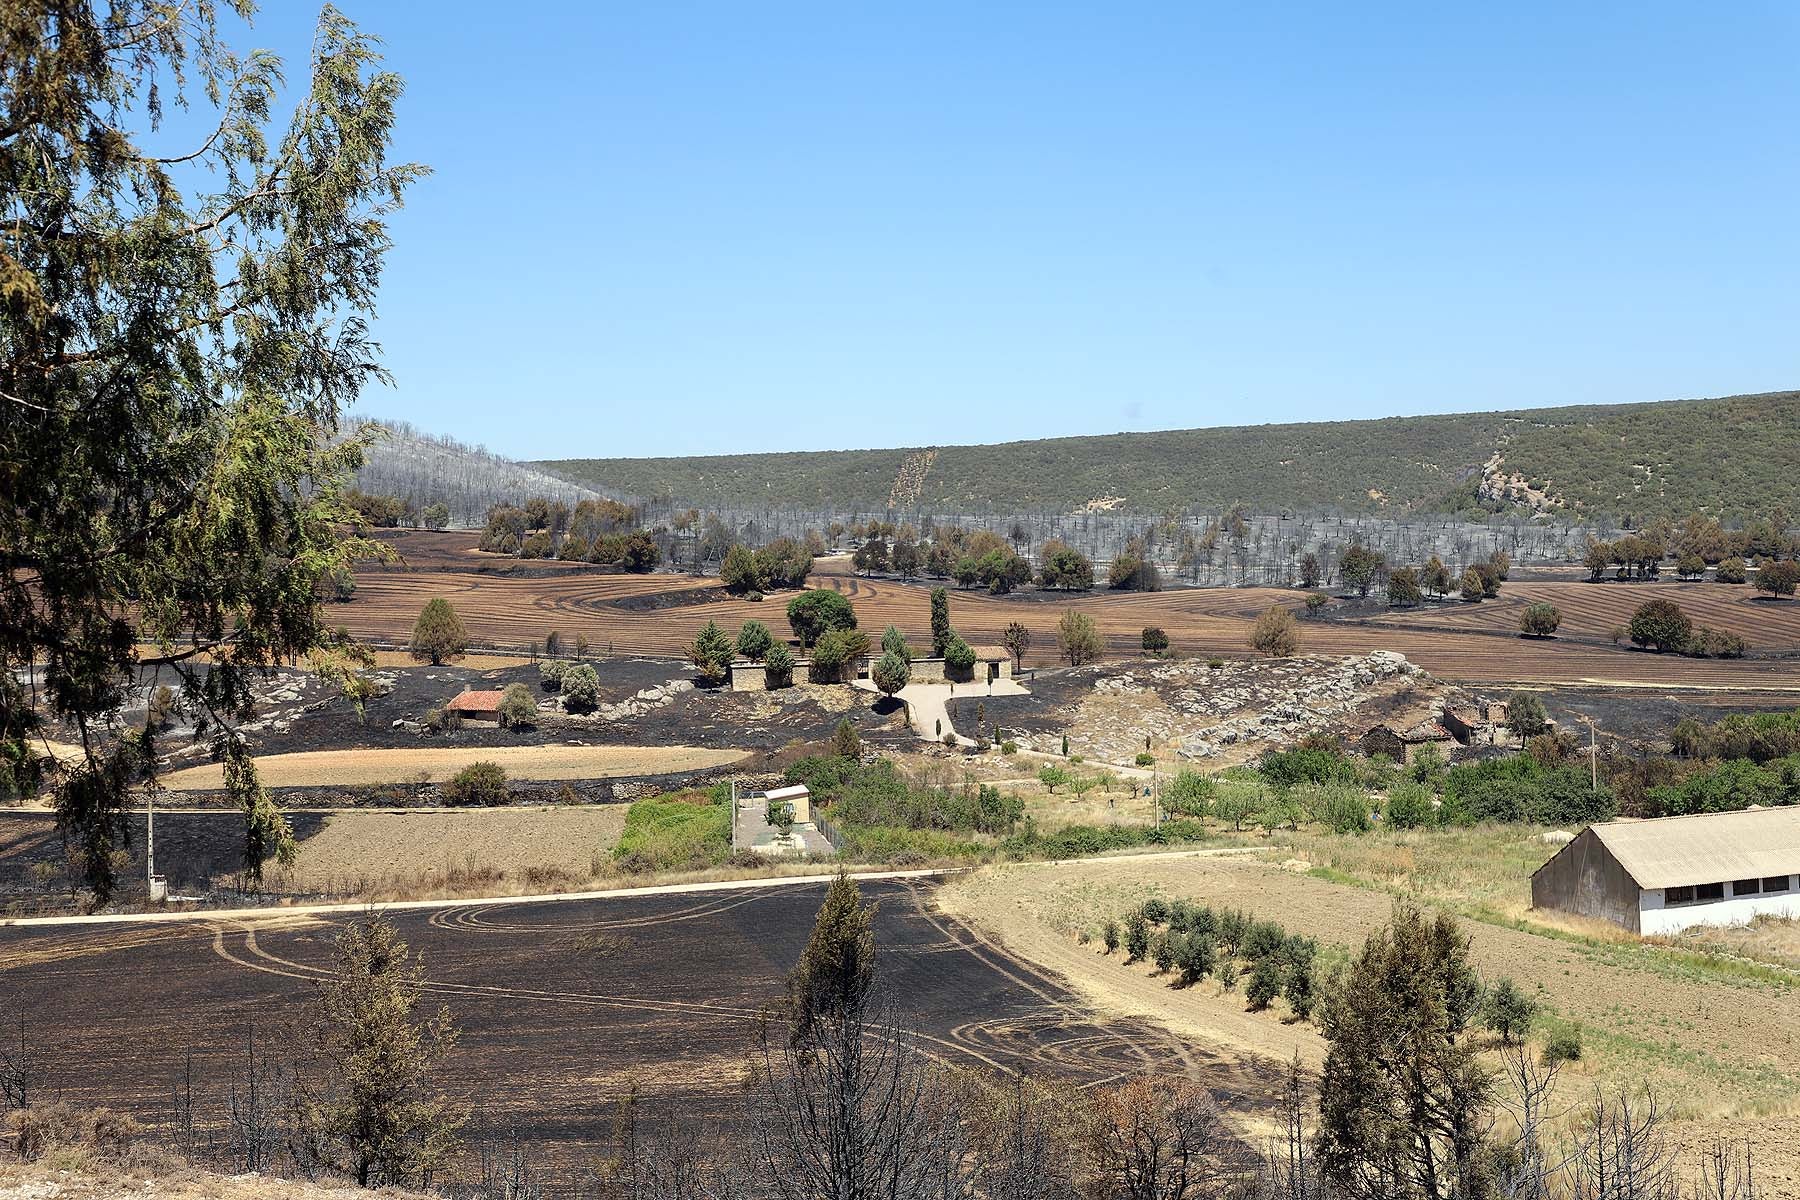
[{"x1": 1531, "y1": 807, "x2": 1800, "y2": 935}]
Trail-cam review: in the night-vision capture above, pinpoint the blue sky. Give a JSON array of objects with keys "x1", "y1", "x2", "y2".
[{"x1": 225, "y1": 3, "x2": 1798, "y2": 459}]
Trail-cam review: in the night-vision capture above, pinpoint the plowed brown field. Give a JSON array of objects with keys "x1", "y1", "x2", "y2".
[{"x1": 339, "y1": 535, "x2": 1800, "y2": 690}]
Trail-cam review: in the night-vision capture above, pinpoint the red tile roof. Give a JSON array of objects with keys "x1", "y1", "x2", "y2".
[{"x1": 446, "y1": 688, "x2": 505, "y2": 713}]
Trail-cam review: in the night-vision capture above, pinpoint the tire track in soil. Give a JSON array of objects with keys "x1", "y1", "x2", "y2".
[{"x1": 8, "y1": 880, "x2": 1264, "y2": 1182}]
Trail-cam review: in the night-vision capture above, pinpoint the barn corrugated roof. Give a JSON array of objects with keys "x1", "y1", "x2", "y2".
[
  {"x1": 1588, "y1": 807, "x2": 1800, "y2": 889},
  {"x1": 446, "y1": 689, "x2": 505, "y2": 712}
]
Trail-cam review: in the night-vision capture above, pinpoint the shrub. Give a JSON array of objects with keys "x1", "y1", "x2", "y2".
[
  {"x1": 943, "y1": 636, "x2": 977, "y2": 681},
  {"x1": 1141, "y1": 626, "x2": 1170, "y2": 653},
  {"x1": 1152, "y1": 931, "x2": 1176, "y2": 973},
  {"x1": 1716, "y1": 556, "x2": 1748, "y2": 584},
  {"x1": 1441, "y1": 754, "x2": 1614, "y2": 825},
  {"x1": 1542, "y1": 1029, "x2": 1583, "y2": 1065},
  {"x1": 1246, "y1": 955, "x2": 1283, "y2": 1010},
  {"x1": 1284, "y1": 958, "x2": 1316, "y2": 1020},
  {"x1": 832, "y1": 718, "x2": 862, "y2": 759},
  {"x1": 498, "y1": 683, "x2": 537, "y2": 730},
  {"x1": 442, "y1": 761, "x2": 508, "y2": 806},
  {"x1": 1001, "y1": 741, "x2": 1018, "y2": 755},
  {"x1": 559, "y1": 664, "x2": 602, "y2": 713},
  {"x1": 1178, "y1": 932, "x2": 1216, "y2": 986},
  {"x1": 1385, "y1": 779, "x2": 1436, "y2": 829},
  {"x1": 1124, "y1": 912, "x2": 1150, "y2": 962},
  {"x1": 1102, "y1": 920, "x2": 1120, "y2": 953},
  {"x1": 688, "y1": 620, "x2": 736, "y2": 684},
  {"x1": 1687, "y1": 626, "x2": 1747, "y2": 658},
  {"x1": 764, "y1": 642, "x2": 794, "y2": 688},
  {"x1": 1218, "y1": 959, "x2": 1238, "y2": 991},
  {"x1": 1207, "y1": 657, "x2": 1225, "y2": 669},
  {"x1": 1142, "y1": 897, "x2": 1170, "y2": 924},
  {"x1": 1482, "y1": 977, "x2": 1538, "y2": 1045},
  {"x1": 1250, "y1": 606, "x2": 1299, "y2": 657},
  {"x1": 735, "y1": 620, "x2": 774, "y2": 661},
  {"x1": 539, "y1": 659, "x2": 567, "y2": 692},
  {"x1": 1135, "y1": 752, "x2": 1155, "y2": 767}
]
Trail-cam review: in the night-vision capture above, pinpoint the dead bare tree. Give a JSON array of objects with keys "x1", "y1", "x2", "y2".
[
  {"x1": 1568, "y1": 1090, "x2": 1678, "y2": 1200},
  {"x1": 1085, "y1": 1075, "x2": 1232, "y2": 1200},
  {"x1": 0, "y1": 1000, "x2": 42, "y2": 1111}
]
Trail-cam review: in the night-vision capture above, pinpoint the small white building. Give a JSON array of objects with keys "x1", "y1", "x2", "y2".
[{"x1": 1531, "y1": 807, "x2": 1800, "y2": 935}]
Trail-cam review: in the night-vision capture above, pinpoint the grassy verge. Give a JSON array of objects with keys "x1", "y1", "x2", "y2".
[{"x1": 1269, "y1": 824, "x2": 1799, "y2": 991}]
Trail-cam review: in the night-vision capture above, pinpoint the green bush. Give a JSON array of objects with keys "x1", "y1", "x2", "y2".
[
  {"x1": 442, "y1": 761, "x2": 508, "y2": 806},
  {"x1": 1135, "y1": 752, "x2": 1156, "y2": 767},
  {"x1": 1178, "y1": 932, "x2": 1216, "y2": 986},
  {"x1": 1322, "y1": 786, "x2": 1372, "y2": 834},
  {"x1": 1385, "y1": 779, "x2": 1437, "y2": 829},
  {"x1": 538, "y1": 659, "x2": 567, "y2": 692},
  {"x1": 1246, "y1": 955, "x2": 1283, "y2": 1010},
  {"x1": 1482, "y1": 977, "x2": 1538, "y2": 1045},
  {"x1": 1442, "y1": 754, "x2": 1614, "y2": 825},
  {"x1": 943, "y1": 636, "x2": 977, "y2": 681},
  {"x1": 1102, "y1": 920, "x2": 1120, "y2": 953},
  {"x1": 1123, "y1": 912, "x2": 1150, "y2": 962},
  {"x1": 1259, "y1": 745, "x2": 1359, "y2": 791},
  {"x1": 1542, "y1": 1029, "x2": 1583, "y2": 1065},
  {"x1": 561, "y1": 664, "x2": 602, "y2": 713}
]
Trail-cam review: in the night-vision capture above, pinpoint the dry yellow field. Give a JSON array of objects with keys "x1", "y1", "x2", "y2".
[
  {"x1": 160, "y1": 744, "x2": 747, "y2": 790},
  {"x1": 269, "y1": 806, "x2": 629, "y2": 892}
]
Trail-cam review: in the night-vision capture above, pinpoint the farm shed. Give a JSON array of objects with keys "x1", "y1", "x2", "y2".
[
  {"x1": 970, "y1": 645, "x2": 1014, "y2": 682},
  {"x1": 1531, "y1": 807, "x2": 1800, "y2": 935},
  {"x1": 444, "y1": 689, "x2": 505, "y2": 728}
]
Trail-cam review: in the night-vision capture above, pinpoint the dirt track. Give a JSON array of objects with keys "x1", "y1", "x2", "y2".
[
  {"x1": 334, "y1": 534, "x2": 1800, "y2": 691},
  {"x1": 0, "y1": 880, "x2": 1271, "y2": 1184}
]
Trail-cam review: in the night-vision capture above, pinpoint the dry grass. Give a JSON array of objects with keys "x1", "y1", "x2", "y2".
[
  {"x1": 940, "y1": 852, "x2": 1800, "y2": 1172},
  {"x1": 159, "y1": 744, "x2": 747, "y2": 790},
  {"x1": 267, "y1": 807, "x2": 630, "y2": 895},
  {"x1": 0, "y1": 1158, "x2": 432, "y2": 1199}
]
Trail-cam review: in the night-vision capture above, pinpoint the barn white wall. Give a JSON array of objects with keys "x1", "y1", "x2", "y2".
[{"x1": 1639, "y1": 886, "x2": 1800, "y2": 936}]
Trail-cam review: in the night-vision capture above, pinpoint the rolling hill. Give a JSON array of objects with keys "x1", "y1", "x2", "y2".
[{"x1": 539, "y1": 391, "x2": 1800, "y2": 523}]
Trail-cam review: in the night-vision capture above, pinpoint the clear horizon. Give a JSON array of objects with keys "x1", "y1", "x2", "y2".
[{"x1": 233, "y1": 3, "x2": 1800, "y2": 460}]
